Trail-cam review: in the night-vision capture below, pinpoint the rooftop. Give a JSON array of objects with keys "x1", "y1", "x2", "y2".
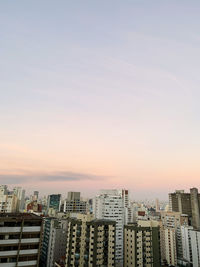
[{"x1": 0, "y1": 213, "x2": 42, "y2": 220}]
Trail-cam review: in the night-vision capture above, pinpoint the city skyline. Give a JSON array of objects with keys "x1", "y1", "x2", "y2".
[{"x1": 1, "y1": 1, "x2": 200, "y2": 199}]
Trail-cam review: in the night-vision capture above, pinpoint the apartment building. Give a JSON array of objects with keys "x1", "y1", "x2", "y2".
[
  {"x1": 66, "y1": 214, "x2": 116, "y2": 267},
  {"x1": 0, "y1": 194, "x2": 18, "y2": 213},
  {"x1": 64, "y1": 192, "x2": 87, "y2": 214},
  {"x1": 181, "y1": 225, "x2": 193, "y2": 264},
  {"x1": 160, "y1": 227, "x2": 177, "y2": 266},
  {"x1": 189, "y1": 229, "x2": 200, "y2": 267},
  {"x1": 93, "y1": 190, "x2": 124, "y2": 266},
  {"x1": 0, "y1": 185, "x2": 25, "y2": 213},
  {"x1": 120, "y1": 189, "x2": 133, "y2": 224},
  {"x1": 13, "y1": 187, "x2": 25, "y2": 212},
  {"x1": 160, "y1": 211, "x2": 188, "y2": 262},
  {"x1": 47, "y1": 194, "x2": 61, "y2": 212},
  {"x1": 124, "y1": 220, "x2": 161, "y2": 267},
  {"x1": 0, "y1": 213, "x2": 42, "y2": 267},
  {"x1": 40, "y1": 217, "x2": 68, "y2": 267},
  {"x1": 169, "y1": 188, "x2": 200, "y2": 229},
  {"x1": 181, "y1": 226, "x2": 200, "y2": 267}
]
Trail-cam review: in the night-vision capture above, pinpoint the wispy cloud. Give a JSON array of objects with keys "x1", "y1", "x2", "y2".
[{"x1": 0, "y1": 171, "x2": 106, "y2": 184}]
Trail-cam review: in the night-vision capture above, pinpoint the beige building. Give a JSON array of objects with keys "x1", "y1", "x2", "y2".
[
  {"x1": 124, "y1": 220, "x2": 161, "y2": 267},
  {"x1": 0, "y1": 185, "x2": 25, "y2": 213},
  {"x1": 65, "y1": 214, "x2": 116, "y2": 267},
  {"x1": 64, "y1": 192, "x2": 88, "y2": 214},
  {"x1": 160, "y1": 211, "x2": 188, "y2": 227},
  {"x1": 160, "y1": 211, "x2": 188, "y2": 265},
  {"x1": 160, "y1": 227, "x2": 177, "y2": 266},
  {"x1": 0, "y1": 194, "x2": 18, "y2": 213}
]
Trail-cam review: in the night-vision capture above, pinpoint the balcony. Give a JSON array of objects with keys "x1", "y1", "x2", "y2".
[
  {"x1": 0, "y1": 238, "x2": 40, "y2": 245},
  {"x1": 0, "y1": 261, "x2": 37, "y2": 267},
  {"x1": 0, "y1": 249, "x2": 38, "y2": 257},
  {"x1": 0, "y1": 226, "x2": 41, "y2": 233}
]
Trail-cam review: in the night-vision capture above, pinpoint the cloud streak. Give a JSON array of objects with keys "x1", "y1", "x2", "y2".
[{"x1": 0, "y1": 171, "x2": 106, "y2": 184}]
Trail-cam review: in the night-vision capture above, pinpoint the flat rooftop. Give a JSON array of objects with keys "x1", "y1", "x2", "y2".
[{"x1": 0, "y1": 213, "x2": 42, "y2": 220}]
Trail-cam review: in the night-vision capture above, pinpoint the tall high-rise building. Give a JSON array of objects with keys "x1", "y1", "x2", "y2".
[
  {"x1": 189, "y1": 229, "x2": 200, "y2": 267},
  {"x1": 120, "y1": 189, "x2": 132, "y2": 224},
  {"x1": 0, "y1": 194, "x2": 18, "y2": 213},
  {"x1": 160, "y1": 211, "x2": 188, "y2": 263},
  {"x1": 40, "y1": 217, "x2": 68, "y2": 267},
  {"x1": 0, "y1": 185, "x2": 25, "y2": 213},
  {"x1": 155, "y1": 198, "x2": 160, "y2": 212},
  {"x1": 64, "y1": 192, "x2": 87, "y2": 214},
  {"x1": 169, "y1": 190, "x2": 191, "y2": 214},
  {"x1": 169, "y1": 188, "x2": 200, "y2": 229},
  {"x1": 65, "y1": 214, "x2": 116, "y2": 267},
  {"x1": 190, "y1": 188, "x2": 200, "y2": 230},
  {"x1": 93, "y1": 189, "x2": 124, "y2": 266},
  {"x1": 33, "y1": 191, "x2": 39, "y2": 201},
  {"x1": 0, "y1": 213, "x2": 42, "y2": 266},
  {"x1": 0, "y1": 185, "x2": 8, "y2": 195},
  {"x1": 67, "y1": 192, "x2": 80, "y2": 201},
  {"x1": 47, "y1": 194, "x2": 61, "y2": 212},
  {"x1": 121, "y1": 189, "x2": 129, "y2": 207},
  {"x1": 160, "y1": 227, "x2": 177, "y2": 266},
  {"x1": 181, "y1": 225, "x2": 193, "y2": 264},
  {"x1": 13, "y1": 187, "x2": 25, "y2": 212},
  {"x1": 124, "y1": 220, "x2": 161, "y2": 267},
  {"x1": 181, "y1": 226, "x2": 200, "y2": 267}
]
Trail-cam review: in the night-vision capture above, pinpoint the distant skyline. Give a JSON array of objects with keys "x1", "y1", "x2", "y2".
[{"x1": 1, "y1": 1, "x2": 200, "y2": 199}]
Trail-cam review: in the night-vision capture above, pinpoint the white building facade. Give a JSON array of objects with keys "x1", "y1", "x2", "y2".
[
  {"x1": 181, "y1": 225, "x2": 193, "y2": 264},
  {"x1": 13, "y1": 186, "x2": 25, "y2": 211},
  {"x1": 0, "y1": 186, "x2": 18, "y2": 213},
  {"x1": 190, "y1": 230, "x2": 200, "y2": 267},
  {"x1": 93, "y1": 189, "x2": 124, "y2": 266},
  {"x1": 0, "y1": 185, "x2": 25, "y2": 213}
]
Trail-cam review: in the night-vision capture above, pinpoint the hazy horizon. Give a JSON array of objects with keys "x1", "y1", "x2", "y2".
[{"x1": 1, "y1": 1, "x2": 200, "y2": 200}]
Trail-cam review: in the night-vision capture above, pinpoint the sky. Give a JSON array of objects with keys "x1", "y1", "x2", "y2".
[{"x1": 1, "y1": 1, "x2": 200, "y2": 200}]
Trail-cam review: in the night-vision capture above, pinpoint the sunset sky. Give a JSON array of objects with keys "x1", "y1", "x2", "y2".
[{"x1": 1, "y1": 1, "x2": 200, "y2": 199}]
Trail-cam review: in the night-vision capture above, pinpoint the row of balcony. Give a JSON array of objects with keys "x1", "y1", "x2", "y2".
[
  {"x1": 0, "y1": 249, "x2": 38, "y2": 257},
  {"x1": 0, "y1": 261, "x2": 37, "y2": 267},
  {"x1": 0, "y1": 238, "x2": 40, "y2": 245},
  {"x1": 0, "y1": 227, "x2": 41, "y2": 233}
]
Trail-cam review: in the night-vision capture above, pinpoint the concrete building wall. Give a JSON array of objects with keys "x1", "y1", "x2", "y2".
[
  {"x1": 93, "y1": 190, "x2": 124, "y2": 266},
  {"x1": 66, "y1": 214, "x2": 116, "y2": 267},
  {"x1": 0, "y1": 194, "x2": 18, "y2": 213},
  {"x1": 124, "y1": 221, "x2": 161, "y2": 267},
  {"x1": 181, "y1": 225, "x2": 193, "y2": 263},
  {"x1": 190, "y1": 230, "x2": 200, "y2": 267},
  {"x1": 190, "y1": 188, "x2": 200, "y2": 230},
  {"x1": 47, "y1": 194, "x2": 61, "y2": 212},
  {"x1": 67, "y1": 192, "x2": 80, "y2": 201},
  {"x1": 0, "y1": 213, "x2": 42, "y2": 267},
  {"x1": 64, "y1": 199, "x2": 87, "y2": 214},
  {"x1": 160, "y1": 211, "x2": 189, "y2": 262},
  {"x1": 169, "y1": 188, "x2": 200, "y2": 230},
  {"x1": 160, "y1": 227, "x2": 177, "y2": 266},
  {"x1": 40, "y1": 218, "x2": 68, "y2": 267},
  {"x1": 169, "y1": 191, "x2": 192, "y2": 216},
  {"x1": 13, "y1": 187, "x2": 25, "y2": 212}
]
